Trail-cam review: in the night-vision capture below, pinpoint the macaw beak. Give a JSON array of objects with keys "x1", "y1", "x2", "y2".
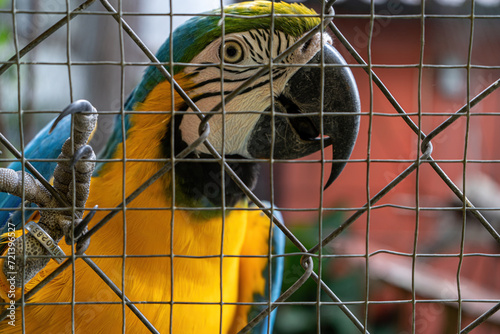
[{"x1": 247, "y1": 43, "x2": 361, "y2": 188}]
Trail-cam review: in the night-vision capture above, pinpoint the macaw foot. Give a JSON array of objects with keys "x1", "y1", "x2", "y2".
[{"x1": 0, "y1": 100, "x2": 98, "y2": 287}]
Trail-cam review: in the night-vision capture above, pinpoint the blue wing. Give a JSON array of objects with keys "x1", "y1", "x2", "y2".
[
  {"x1": 248, "y1": 203, "x2": 285, "y2": 334},
  {"x1": 0, "y1": 116, "x2": 71, "y2": 234}
]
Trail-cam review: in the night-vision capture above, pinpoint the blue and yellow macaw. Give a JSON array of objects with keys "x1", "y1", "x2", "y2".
[{"x1": 0, "y1": 1, "x2": 359, "y2": 333}]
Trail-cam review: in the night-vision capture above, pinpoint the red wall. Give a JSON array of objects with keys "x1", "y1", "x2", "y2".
[{"x1": 275, "y1": 16, "x2": 500, "y2": 333}]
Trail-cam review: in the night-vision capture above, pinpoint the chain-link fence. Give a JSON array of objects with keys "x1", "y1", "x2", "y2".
[{"x1": 0, "y1": 0, "x2": 499, "y2": 333}]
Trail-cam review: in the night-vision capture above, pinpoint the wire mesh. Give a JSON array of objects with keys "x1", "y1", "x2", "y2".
[{"x1": 0, "y1": 0, "x2": 499, "y2": 333}]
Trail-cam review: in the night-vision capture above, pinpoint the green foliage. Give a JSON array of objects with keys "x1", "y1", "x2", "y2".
[
  {"x1": 274, "y1": 210, "x2": 403, "y2": 334},
  {"x1": 274, "y1": 211, "x2": 366, "y2": 334},
  {"x1": 0, "y1": 0, "x2": 11, "y2": 50},
  {"x1": 0, "y1": 27, "x2": 9, "y2": 46}
]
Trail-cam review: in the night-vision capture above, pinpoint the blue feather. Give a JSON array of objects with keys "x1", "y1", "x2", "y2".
[{"x1": 251, "y1": 202, "x2": 285, "y2": 334}]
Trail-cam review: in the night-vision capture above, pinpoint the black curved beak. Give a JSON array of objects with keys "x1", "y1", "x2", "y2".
[{"x1": 247, "y1": 43, "x2": 360, "y2": 189}]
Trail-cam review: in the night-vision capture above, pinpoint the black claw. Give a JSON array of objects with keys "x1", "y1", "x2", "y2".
[
  {"x1": 74, "y1": 205, "x2": 97, "y2": 238},
  {"x1": 74, "y1": 206, "x2": 97, "y2": 254},
  {"x1": 49, "y1": 100, "x2": 94, "y2": 134},
  {"x1": 70, "y1": 145, "x2": 94, "y2": 169},
  {"x1": 76, "y1": 238, "x2": 90, "y2": 254},
  {"x1": 65, "y1": 205, "x2": 97, "y2": 249}
]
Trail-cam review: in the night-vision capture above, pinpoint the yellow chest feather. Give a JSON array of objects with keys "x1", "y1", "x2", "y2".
[{"x1": 1, "y1": 75, "x2": 255, "y2": 333}]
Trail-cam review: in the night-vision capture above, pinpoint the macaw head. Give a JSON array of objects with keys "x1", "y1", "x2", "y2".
[{"x1": 121, "y1": 1, "x2": 360, "y2": 207}]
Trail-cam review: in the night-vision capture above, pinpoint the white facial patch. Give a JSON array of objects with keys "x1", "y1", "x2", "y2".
[{"x1": 179, "y1": 30, "x2": 331, "y2": 157}]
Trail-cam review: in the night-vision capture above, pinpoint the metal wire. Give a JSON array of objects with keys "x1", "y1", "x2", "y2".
[{"x1": 0, "y1": 0, "x2": 500, "y2": 333}]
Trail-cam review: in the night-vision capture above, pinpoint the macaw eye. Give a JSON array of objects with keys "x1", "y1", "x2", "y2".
[{"x1": 222, "y1": 41, "x2": 244, "y2": 63}]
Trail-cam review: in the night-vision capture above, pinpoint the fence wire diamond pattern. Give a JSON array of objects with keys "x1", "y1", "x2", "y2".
[{"x1": 0, "y1": 0, "x2": 499, "y2": 333}]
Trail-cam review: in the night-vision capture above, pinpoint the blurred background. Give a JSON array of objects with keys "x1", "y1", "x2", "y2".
[{"x1": 1, "y1": 0, "x2": 500, "y2": 333}]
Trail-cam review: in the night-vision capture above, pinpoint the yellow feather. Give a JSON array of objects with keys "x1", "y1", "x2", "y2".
[{"x1": 0, "y1": 73, "x2": 271, "y2": 333}]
